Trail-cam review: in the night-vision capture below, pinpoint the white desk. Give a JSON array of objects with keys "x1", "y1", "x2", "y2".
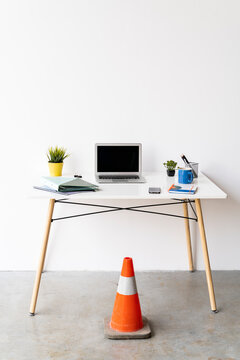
[{"x1": 29, "y1": 172, "x2": 227, "y2": 315}]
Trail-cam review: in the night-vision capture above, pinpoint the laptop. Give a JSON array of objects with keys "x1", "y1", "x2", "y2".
[{"x1": 95, "y1": 143, "x2": 145, "y2": 183}]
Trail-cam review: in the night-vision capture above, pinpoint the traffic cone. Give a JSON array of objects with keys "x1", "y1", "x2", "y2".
[{"x1": 104, "y1": 257, "x2": 151, "y2": 339}]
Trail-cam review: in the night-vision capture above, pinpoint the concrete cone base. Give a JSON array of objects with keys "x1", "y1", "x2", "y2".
[{"x1": 104, "y1": 316, "x2": 151, "y2": 339}]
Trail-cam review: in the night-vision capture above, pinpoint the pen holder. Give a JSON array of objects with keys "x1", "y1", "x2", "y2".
[{"x1": 189, "y1": 162, "x2": 199, "y2": 178}]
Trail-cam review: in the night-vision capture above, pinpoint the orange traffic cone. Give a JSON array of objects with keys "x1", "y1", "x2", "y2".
[{"x1": 104, "y1": 257, "x2": 151, "y2": 339}]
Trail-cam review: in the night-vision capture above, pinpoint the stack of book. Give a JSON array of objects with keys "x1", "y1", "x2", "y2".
[
  {"x1": 168, "y1": 183, "x2": 197, "y2": 195},
  {"x1": 34, "y1": 177, "x2": 99, "y2": 195}
]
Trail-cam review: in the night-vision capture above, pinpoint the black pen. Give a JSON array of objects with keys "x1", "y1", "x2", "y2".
[{"x1": 181, "y1": 154, "x2": 190, "y2": 167}]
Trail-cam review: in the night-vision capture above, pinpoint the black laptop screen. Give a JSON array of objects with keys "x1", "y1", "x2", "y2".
[{"x1": 97, "y1": 146, "x2": 139, "y2": 172}]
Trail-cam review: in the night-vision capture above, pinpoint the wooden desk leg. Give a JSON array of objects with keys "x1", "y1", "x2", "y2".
[
  {"x1": 195, "y1": 199, "x2": 217, "y2": 312},
  {"x1": 183, "y1": 201, "x2": 194, "y2": 272},
  {"x1": 29, "y1": 199, "x2": 55, "y2": 315}
]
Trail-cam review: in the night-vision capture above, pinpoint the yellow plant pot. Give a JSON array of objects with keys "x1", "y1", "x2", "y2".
[{"x1": 48, "y1": 162, "x2": 63, "y2": 177}]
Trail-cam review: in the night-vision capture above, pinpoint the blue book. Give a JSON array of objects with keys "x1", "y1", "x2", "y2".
[{"x1": 168, "y1": 184, "x2": 197, "y2": 194}]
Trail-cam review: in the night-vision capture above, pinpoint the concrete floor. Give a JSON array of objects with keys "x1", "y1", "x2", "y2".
[{"x1": 0, "y1": 271, "x2": 239, "y2": 360}]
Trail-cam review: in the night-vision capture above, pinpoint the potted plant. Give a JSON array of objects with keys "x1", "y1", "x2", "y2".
[
  {"x1": 47, "y1": 146, "x2": 70, "y2": 177},
  {"x1": 163, "y1": 160, "x2": 177, "y2": 177}
]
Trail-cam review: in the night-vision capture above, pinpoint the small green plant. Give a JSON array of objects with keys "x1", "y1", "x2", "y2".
[
  {"x1": 47, "y1": 146, "x2": 70, "y2": 163},
  {"x1": 163, "y1": 160, "x2": 177, "y2": 170}
]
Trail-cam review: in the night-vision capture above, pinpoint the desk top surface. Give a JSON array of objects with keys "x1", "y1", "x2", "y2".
[{"x1": 31, "y1": 172, "x2": 227, "y2": 200}]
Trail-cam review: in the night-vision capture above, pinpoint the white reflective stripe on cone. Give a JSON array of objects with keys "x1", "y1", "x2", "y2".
[{"x1": 117, "y1": 276, "x2": 137, "y2": 296}]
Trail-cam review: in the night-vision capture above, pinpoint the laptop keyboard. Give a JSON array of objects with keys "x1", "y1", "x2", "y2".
[{"x1": 99, "y1": 175, "x2": 140, "y2": 180}]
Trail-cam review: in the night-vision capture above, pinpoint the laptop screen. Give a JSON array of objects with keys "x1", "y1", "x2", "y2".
[{"x1": 97, "y1": 145, "x2": 139, "y2": 172}]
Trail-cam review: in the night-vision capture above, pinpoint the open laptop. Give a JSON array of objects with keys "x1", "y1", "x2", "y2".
[{"x1": 95, "y1": 143, "x2": 145, "y2": 183}]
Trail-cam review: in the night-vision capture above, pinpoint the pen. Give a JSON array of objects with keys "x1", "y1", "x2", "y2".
[
  {"x1": 181, "y1": 154, "x2": 197, "y2": 177},
  {"x1": 181, "y1": 154, "x2": 190, "y2": 167}
]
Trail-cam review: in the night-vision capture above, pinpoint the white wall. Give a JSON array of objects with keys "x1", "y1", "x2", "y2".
[{"x1": 0, "y1": 0, "x2": 239, "y2": 271}]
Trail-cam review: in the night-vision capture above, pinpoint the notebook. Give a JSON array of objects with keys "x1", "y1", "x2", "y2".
[
  {"x1": 41, "y1": 177, "x2": 98, "y2": 192},
  {"x1": 168, "y1": 184, "x2": 198, "y2": 194},
  {"x1": 33, "y1": 185, "x2": 91, "y2": 195}
]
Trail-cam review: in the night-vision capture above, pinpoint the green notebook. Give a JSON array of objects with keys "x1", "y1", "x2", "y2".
[{"x1": 42, "y1": 177, "x2": 99, "y2": 192}]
